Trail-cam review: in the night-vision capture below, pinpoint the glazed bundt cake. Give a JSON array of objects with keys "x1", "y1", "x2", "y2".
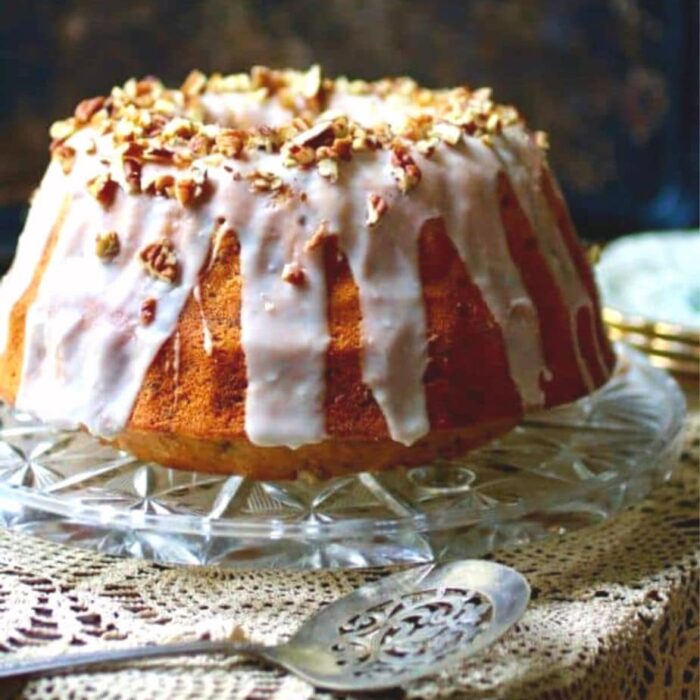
[{"x1": 0, "y1": 66, "x2": 615, "y2": 479}]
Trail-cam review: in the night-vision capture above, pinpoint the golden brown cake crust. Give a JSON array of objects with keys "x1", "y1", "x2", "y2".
[{"x1": 114, "y1": 418, "x2": 518, "y2": 481}]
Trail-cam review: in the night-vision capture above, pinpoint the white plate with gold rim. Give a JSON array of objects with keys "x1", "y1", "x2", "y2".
[{"x1": 597, "y1": 230, "x2": 700, "y2": 341}]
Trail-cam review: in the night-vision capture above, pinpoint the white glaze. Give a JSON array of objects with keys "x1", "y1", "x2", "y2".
[
  {"x1": 193, "y1": 284, "x2": 214, "y2": 356},
  {"x1": 493, "y1": 126, "x2": 602, "y2": 389},
  {"x1": 16, "y1": 131, "x2": 213, "y2": 437},
  {"x1": 0, "y1": 162, "x2": 68, "y2": 354},
  {"x1": 330, "y1": 152, "x2": 431, "y2": 445},
  {"x1": 420, "y1": 138, "x2": 547, "y2": 408},
  {"x1": 326, "y1": 91, "x2": 548, "y2": 407},
  {"x1": 200, "y1": 91, "x2": 295, "y2": 129},
  {"x1": 208, "y1": 163, "x2": 332, "y2": 448},
  {"x1": 207, "y1": 151, "x2": 430, "y2": 447},
  {"x1": 5, "y1": 85, "x2": 600, "y2": 451}
]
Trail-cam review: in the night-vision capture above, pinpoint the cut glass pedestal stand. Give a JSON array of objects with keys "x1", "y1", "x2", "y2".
[{"x1": 0, "y1": 345, "x2": 686, "y2": 569}]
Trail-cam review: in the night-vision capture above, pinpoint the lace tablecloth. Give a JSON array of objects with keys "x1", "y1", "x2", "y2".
[{"x1": 0, "y1": 411, "x2": 697, "y2": 700}]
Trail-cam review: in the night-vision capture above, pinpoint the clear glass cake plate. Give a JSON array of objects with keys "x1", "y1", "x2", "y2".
[{"x1": 0, "y1": 344, "x2": 686, "y2": 569}]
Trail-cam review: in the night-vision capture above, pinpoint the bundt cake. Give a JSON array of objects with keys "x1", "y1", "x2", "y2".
[{"x1": 0, "y1": 66, "x2": 615, "y2": 479}]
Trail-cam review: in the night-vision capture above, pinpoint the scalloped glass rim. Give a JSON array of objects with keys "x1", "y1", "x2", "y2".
[{"x1": 0, "y1": 344, "x2": 687, "y2": 568}]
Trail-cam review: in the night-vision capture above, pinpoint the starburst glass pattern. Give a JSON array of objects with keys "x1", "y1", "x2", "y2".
[{"x1": 0, "y1": 345, "x2": 686, "y2": 569}]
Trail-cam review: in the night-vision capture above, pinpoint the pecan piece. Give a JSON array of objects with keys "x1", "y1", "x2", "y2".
[
  {"x1": 430, "y1": 121, "x2": 462, "y2": 145},
  {"x1": 247, "y1": 170, "x2": 284, "y2": 193},
  {"x1": 283, "y1": 143, "x2": 316, "y2": 167},
  {"x1": 95, "y1": 231, "x2": 120, "y2": 260},
  {"x1": 145, "y1": 174, "x2": 176, "y2": 198},
  {"x1": 415, "y1": 137, "x2": 438, "y2": 157},
  {"x1": 143, "y1": 146, "x2": 175, "y2": 164},
  {"x1": 49, "y1": 118, "x2": 77, "y2": 141},
  {"x1": 162, "y1": 117, "x2": 197, "y2": 139},
  {"x1": 366, "y1": 194, "x2": 388, "y2": 227},
  {"x1": 290, "y1": 120, "x2": 335, "y2": 151},
  {"x1": 74, "y1": 96, "x2": 106, "y2": 123},
  {"x1": 54, "y1": 145, "x2": 76, "y2": 174},
  {"x1": 304, "y1": 220, "x2": 333, "y2": 252},
  {"x1": 181, "y1": 70, "x2": 207, "y2": 97},
  {"x1": 317, "y1": 158, "x2": 338, "y2": 183},
  {"x1": 189, "y1": 133, "x2": 212, "y2": 157},
  {"x1": 139, "y1": 238, "x2": 179, "y2": 283},
  {"x1": 281, "y1": 261, "x2": 305, "y2": 285},
  {"x1": 87, "y1": 173, "x2": 118, "y2": 207},
  {"x1": 140, "y1": 298, "x2": 157, "y2": 325},
  {"x1": 174, "y1": 168, "x2": 207, "y2": 206},
  {"x1": 123, "y1": 157, "x2": 142, "y2": 193},
  {"x1": 390, "y1": 146, "x2": 421, "y2": 193},
  {"x1": 301, "y1": 64, "x2": 322, "y2": 99},
  {"x1": 215, "y1": 129, "x2": 246, "y2": 158}
]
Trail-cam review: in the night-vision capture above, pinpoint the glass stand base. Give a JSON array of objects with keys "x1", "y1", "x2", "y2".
[{"x1": 0, "y1": 344, "x2": 686, "y2": 569}]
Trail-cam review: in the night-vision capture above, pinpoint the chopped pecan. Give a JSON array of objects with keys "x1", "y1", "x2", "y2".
[
  {"x1": 415, "y1": 137, "x2": 438, "y2": 157},
  {"x1": 333, "y1": 136, "x2": 353, "y2": 161},
  {"x1": 281, "y1": 261, "x2": 306, "y2": 285},
  {"x1": 430, "y1": 121, "x2": 462, "y2": 145},
  {"x1": 486, "y1": 113, "x2": 502, "y2": 134},
  {"x1": 301, "y1": 64, "x2": 322, "y2": 99},
  {"x1": 181, "y1": 70, "x2": 207, "y2": 97},
  {"x1": 390, "y1": 146, "x2": 421, "y2": 193},
  {"x1": 248, "y1": 126, "x2": 281, "y2": 153},
  {"x1": 351, "y1": 129, "x2": 379, "y2": 153},
  {"x1": 247, "y1": 170, "x2": 284, "y2": 193},
  {"x1": 317, "y1": 158, "x2": 338, "y2": 183},
  {"x1": 215, "y1": 129, "x2": 245, "y2": 158},
  {"x1": 143, "y1": 146, "x2": 175, "y2": 163},
  {"x1": 366, "y1": 194, "x2": 388, "y2": 227},
  {"x1": 162, "y1": 117, "x2": 196, "y2": 139},
  {"x1": 145, "y1": 174, "x2": 176, "y2": 198},
  {"x1": 74, "y1": 96, "x2": 106, "y2": 123},
  {"x1": 123, "y1": 157, "x2": 142, "y2": 193},
  {"x1": 139, "y1": 238, "x2": 179, "y2": 283},
  {"x1": 95, "y1": 231, "x2": 120, "y2": 260},
  {"x1": 87, "y1": 173, "x2": 118, "y2": 207},
  {"x1": 140, "y1": 298, "x2": 157, "y2": 325},
  {"x1": 175, "y1": 175, "x2": 204, "y2": 206},
  {"x1": 173, "y1": 167, "x2": 207, "y2": 206},
  {"x1": 54, "y1": 145, "x2": 76, "y2": 174},
  {"x1": 283, "y1": 143, "x2": 316, "y2": 167},
  {"x1": 251, "y1": 65, "x2": 274, "y2": 90},
  {"x1": 189, "y1": 133, "x2": 212, "y2": 157},
  {"x1": 304, "y1": 220, "x2": 333, "y2": 252},
  {"x1": 290, "y1": 120, "x2": 335, "y2": 150},
  {"x1": 49, "y1": 118, "x2": 77, "y2": 141},
  {"x1": 121, "y1": 141, "x2": 144, "y2": 159}
]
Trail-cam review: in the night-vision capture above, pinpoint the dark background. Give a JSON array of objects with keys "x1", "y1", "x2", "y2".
[{"x1": 0, "y1": 0, "x2": 697, "y2": 263}]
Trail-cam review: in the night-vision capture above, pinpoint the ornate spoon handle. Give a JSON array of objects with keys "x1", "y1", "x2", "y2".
[{"x1": 0, "y1": 640, "x2": 271, "y2": 680}]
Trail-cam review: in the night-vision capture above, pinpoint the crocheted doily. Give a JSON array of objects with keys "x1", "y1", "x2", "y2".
[{"x1": 0, "y1": 413, "x2": 698, "y2": 700}]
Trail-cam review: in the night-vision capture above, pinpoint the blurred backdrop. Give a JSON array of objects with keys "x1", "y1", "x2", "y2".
[{"x1": 0, "y1": 0, "x2": 697, "y2": 263}]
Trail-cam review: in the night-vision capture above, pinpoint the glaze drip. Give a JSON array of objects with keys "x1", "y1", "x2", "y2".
[
  {"x1": 16, "y1": 133, "x2": 213, "y2": 437},
  {"x1": 0, "y1": 163, "x2": 68, "y2": 354},
  {"x1": 494, "y1": 126, "x2": 604, "y2": 390},
  {"x1": 193, "y1": 285, "x2": 214, "y2": 357}
]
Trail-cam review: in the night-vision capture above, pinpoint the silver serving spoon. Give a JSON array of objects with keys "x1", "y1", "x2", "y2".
[{"x1": 0, "y1": 560, "x2": 528, "y2": 692}]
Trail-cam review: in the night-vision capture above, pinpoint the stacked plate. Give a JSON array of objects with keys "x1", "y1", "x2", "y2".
[{"x1": 596, "y1": 230, "x2": 699, "y2": 378}]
